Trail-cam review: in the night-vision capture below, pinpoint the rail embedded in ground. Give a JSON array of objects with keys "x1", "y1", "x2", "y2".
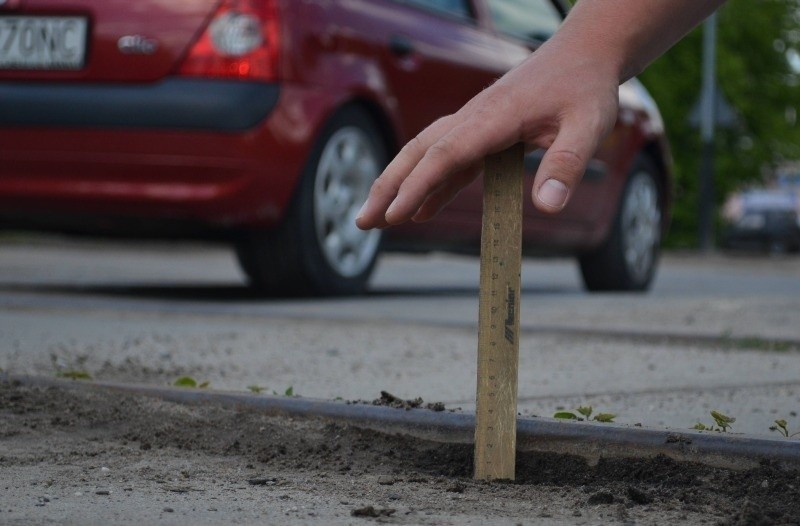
[{"x1": 3, "y1": 373, "x2": 799, "y2": 471}]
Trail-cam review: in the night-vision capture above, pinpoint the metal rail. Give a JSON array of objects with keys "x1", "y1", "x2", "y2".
[{"x1": 4, "y1": 373, "x2": 800, "y2": 470}]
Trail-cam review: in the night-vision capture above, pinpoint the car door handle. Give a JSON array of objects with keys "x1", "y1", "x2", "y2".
[{"x1": 388, "y1": 35, "x2": 414, "y2": 57}]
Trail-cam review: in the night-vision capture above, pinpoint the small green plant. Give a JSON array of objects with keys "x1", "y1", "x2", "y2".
[
  {"x1": 553, "y1": 406, "x2": 616, "y2": 423},
  {"x1": 247, "y1": 384, "x2": 298, "y2": 396},
  {"x1": 173, "y1": 376, "x2": 209, "y2": 389},
  {"x1": 56, "y1": 370, "x2": 92, "y2": 381},
  {"x1": 770, "y1": 419, "x2": 800, "y2": 438},
  {"x1": 693, "y1": 410, "x2": 736, "y2": 432}
]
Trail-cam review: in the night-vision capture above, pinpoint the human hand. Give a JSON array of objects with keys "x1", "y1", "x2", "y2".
[{"x1": 355, "y1": 43, "x2": 620, "y2": 230}]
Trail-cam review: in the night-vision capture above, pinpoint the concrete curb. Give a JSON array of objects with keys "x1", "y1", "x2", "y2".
[{"x1": 4, "y1": 373, "x2": 800, "y2": 471}]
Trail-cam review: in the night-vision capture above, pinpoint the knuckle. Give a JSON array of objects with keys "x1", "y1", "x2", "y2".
[
  {"x1": 398, "y1": 135, "x2": 425, "y2": 159},
  {"x1": 370, "y1": 175, "x2": 399, "y2": 196},
  {"x1": 477, "y1": 83, "x2": 514, "y2": 112},
  {"x1": 546, "y1": 149, "x2": 586, "y2": 179},
  {"x1": 426, "y1": 136, "x2": 457, "y2": 161}
]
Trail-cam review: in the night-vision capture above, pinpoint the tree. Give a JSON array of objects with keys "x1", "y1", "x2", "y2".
[{"x1": 638, "y1": 0, "x2": 800, "y2": 247}]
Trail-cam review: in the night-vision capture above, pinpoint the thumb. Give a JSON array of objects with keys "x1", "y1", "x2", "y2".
[{"x1": 531, "y1": 122, "x2": 601, "y2": 214}]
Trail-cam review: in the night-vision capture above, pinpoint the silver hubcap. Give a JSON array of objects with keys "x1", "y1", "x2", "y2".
[
  {"x1": 314, "y1": 127, "x2": 381, "y2": 278},
  {"x1": 621, "y1": 171, "x2": 661, "y2": 283}
]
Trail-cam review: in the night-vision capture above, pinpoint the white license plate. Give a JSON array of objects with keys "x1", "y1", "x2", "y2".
[{"x1": 0, "y1": 16, "x2": 88, "y2": 70}]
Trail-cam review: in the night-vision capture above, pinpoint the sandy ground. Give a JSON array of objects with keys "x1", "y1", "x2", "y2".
[
  {"x1": 2, "y1": 240, "x2": 800, "y2": 524},
  {"x1": 2, "y1": 379, "x2": 800, "y2": 526}
]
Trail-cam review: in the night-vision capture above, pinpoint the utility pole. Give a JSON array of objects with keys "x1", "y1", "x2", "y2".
[{"x1": 698, "y1": 13, "x2": 718, "y2": 252}]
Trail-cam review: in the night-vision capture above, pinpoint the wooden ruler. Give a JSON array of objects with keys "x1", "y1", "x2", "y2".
[{"x1": 474, "y1": 143, "x2": 524, "y2": 481}]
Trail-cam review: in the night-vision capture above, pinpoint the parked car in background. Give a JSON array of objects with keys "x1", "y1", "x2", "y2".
[
  {"x1": 0, "y1": 0, "x2": 672, "y2": 295},
  {"x1": 723, "y1": 188, "x2": 800, "y2": 253}
]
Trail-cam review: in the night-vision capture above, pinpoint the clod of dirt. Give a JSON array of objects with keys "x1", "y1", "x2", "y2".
[
  {"x1": 447, "y1": 482, "x2": 467, "y2": 493},
  {"x1": 370, "y1": 391, "x2": 447, "y2": 412},
  {"x1": 666, "y1": 434, "x2": 693, "y2": 445},
  {"x1": 164, "y1": 483, "x2": 202, "y2": 493},
  {"x1": 248, "y1": 477, "x2": 277, "y2": 486},
  {"x1": 351, "y1": 506, "x2": 396, "y2": 518},
  {"x1": 587, "y1": 491, "x2": 615, "y2": 505},
  {"x1": 372, "y1": 391, "x2": 423, "y2": 410},
  {"x1": 627, "y1": 486, "x2": 653, "y2": 505}
]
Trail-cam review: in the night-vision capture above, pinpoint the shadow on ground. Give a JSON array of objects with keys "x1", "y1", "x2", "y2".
[{"x1": 0, "y1": 282, "x2": 575, "y2": 302}]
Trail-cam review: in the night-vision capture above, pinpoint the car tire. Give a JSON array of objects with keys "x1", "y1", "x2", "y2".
[
  {"x1": 579, "y1": 155, "x2": 663, "y2": 292},
  {"x1": 236, "y1": 107, "x2": 386, "y2": 296}
]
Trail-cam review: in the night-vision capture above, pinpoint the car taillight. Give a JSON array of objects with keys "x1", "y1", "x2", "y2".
[{"x1": 179, "y1": 0, "x2": 279, "y2": 81}]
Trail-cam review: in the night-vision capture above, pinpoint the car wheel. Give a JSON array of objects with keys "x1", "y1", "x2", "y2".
[
  {"x1": 236, "y1": 107, "x2": 386, "y2": 296},
  {"x1": 579, "y1": 155, "x2": 662, "y2": 292}
]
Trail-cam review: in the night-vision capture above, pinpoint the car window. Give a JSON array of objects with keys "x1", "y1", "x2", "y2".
[
  {"x1": 486, "y1": 0, "x2": 563, "y2": 42},
  {"x1": 398, "y1": 0, "x2": 475, "y2": 21}
]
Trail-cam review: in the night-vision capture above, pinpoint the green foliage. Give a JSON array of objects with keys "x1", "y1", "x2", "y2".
[
  {"x1": 554, "y1": 411, "x2": 579, "y2": 420},
  {"x1": 553, "y1": 406, "x2": 616, "y2": 423},
  {"x1": 711, "y1": 410, "x2": 736, "y2": 431},
  {"x1": 638, "y1": 0, "x2": 800, "y2": 247},
  {"x1": 173, "y1": 376, "x2": 209, "y2": 389},
  {"x1": 247, "y1": 385, "x2": 297, "y2": 396},
  {"x1": 770, "y1": 419, "x2": 800, "y2": 438},
  {"x1": 694, "y1": 410, "x2": 736, "y2": 432},
  {"x1": 594, "y1": 413, "x2": 617, "y2": 423}
]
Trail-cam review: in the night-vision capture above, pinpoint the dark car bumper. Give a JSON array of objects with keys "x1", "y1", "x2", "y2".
[
  {"x1": 724, "y1": 210, "x2": 800, "y2": 252},
  {"x1": 0, "y1": 78, "x2": 280, "y2": 131}
]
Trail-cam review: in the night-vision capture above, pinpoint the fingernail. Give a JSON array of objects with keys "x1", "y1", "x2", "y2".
[
  {"x1": 537, "y1": 179, "x2": 569, "y2": 209},
  {"x1": 356, "y1": 199, "x2": 369, "y2": 221},
  {"x1": 385, "y1": 201, "x2": 398, "y2": 219}
]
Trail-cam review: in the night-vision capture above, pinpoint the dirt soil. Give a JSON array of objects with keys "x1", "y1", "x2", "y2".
[{"x1": 2, "y1": 380, "x2": 800, "y2": 525}]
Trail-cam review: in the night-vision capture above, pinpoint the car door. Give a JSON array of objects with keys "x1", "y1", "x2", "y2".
[
  {"x1": 375, "y1": 0, "x2": 513, "y2": 142},
  {"x1": 482, "y1": 0, "x2": 614, "y2": 247},
  {"x1": 370, "y1": 0, "x2": 531, "y2": 243}
]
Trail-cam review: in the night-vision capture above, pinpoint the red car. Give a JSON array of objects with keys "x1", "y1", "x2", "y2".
[{"x1": 0, "y1": 0, "x2": 671, "y2": 295}]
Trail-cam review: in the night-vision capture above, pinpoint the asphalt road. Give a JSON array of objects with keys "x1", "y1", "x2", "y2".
[{"x1": 1, "y1": 236, "x2": 799, "y2": 436}]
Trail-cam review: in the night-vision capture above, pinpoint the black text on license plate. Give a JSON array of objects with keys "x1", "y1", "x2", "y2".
[{"x1": 0, "y1": 16, "x2": 88, "y2": 70}]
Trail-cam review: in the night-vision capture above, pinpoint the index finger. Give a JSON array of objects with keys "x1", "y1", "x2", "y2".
[
  {"x1": 355, "y1": 116, "x2": 454, "y2": 230},
  {"x1": 383, "y1": 113, "x2": 518, "y2": 225}
]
